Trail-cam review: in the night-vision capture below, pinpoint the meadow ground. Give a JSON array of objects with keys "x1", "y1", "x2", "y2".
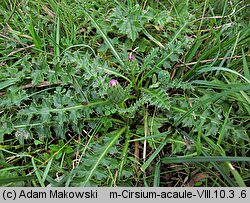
[{"x1": 0, "y1": 0, "x2": 249, "y2": 186}]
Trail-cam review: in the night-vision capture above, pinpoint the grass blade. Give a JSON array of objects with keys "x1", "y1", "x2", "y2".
[
  {"x1": 141, "y1": 136, "x2": 169, "y2": 172},
  {"x1": 142, "y1": 28, "x2": 165, "y2": 49},
  {"x1": 217, "y1": 106, "x2": 232, "y2": 146},
  {"x1": 161, "y1": 156, "x2": 250, "y2": 163},
  {"x1": 42, "y1": 158, "x2": 53, "y2": 182},
  {"x1": 118, "y1": 133, "x2": 130, "y2": 181},
  {"x1": 153, "y1": 161, "x2": 161, "y2": 187},
  {"x1": 96, "y1": 66, "x2": 131, "y2": 82},
  {"x1": 0, "y1": 175, "x2": 36, "y2": 185},
  {"x1": 28, "y1": 23, "x2": 42, "y2": 50},
  {"x1": 0, "y1": 78, "x2": 19, "y2": 90},
  {"x1": 175, "y1": 85, "x2": 250, "y2": 126},
  {"x1": 226, "y1": 162, "x2": 246, "y2": 187},
  {"x1": 79, "y1": 5, "x2": 124, "y2": 66},
  {"x1": 242, "y1": 49, "x2": 250, "y2": 80},
  {"x1": 197, "y1": 66, "x2": 250, "y2": 84},
  {"x1": 54, "y1": 17, "x2": 60, "y2": 58},
  {"x1": 80, "y1": 127, "x2": 126, "y2": 186},
  {"x1": 31, "y1": 157, "x2": 45, "y2": 187}
]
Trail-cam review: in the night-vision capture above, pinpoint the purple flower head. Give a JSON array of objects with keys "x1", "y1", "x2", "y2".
[
  {"x1": 109, "y1": 79, "x2": 118, "y2": 87},
  {"x1": 128, "y1": 53, "x2": 135, "y2": 61}
]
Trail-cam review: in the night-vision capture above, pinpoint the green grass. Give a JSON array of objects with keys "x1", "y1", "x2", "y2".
[{"x1": 0, "y1": 0, "x2": 249, "y2": 187}]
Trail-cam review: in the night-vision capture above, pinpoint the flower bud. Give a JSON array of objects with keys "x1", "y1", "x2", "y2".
[
  {"x1": 107, "y1": 79, "x2": 126, "y2": 104},
  {"x1": 128, "y1": 53, "x2": 135, "y2": 61},
  {"x1": 109, "y1": 79, "x2": 119, "y2": 87}
]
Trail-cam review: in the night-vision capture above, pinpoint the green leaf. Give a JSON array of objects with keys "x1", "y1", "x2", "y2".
[
  {"x1": 142, "y1": 88, "x2": 170, "y2": 110},
  {"x1": 31, "y1": 70, "x2": 44, "y2": 85},
  {"x1": 49, "y1": 144, "x2": 60, "y2": 151},
  {"x1": 153, "y1": 161, "x2": 161, "y2": 187},
  {"x1": 42, "y1": 158, "x2": 53, "y2": 183},
  {"x1": 161, "y1": 156, "x2": 250, "y2": 164},
  {"x1": 185, "y1": 38, "x2": 203, "y2": 63},
  {"x1": 64, "y1": 147, "x2": 74, "y2": 154},
  {"x1": 73, "y1": 127, "x2": 126, "y2": 186},
  {"x1": 0, "y1": 78, "x2": 19, "y2": 90},
  {"x1": 54, "y1": 17, "x2": 60, "y2": 58},
  {"x1": 31, "y1": 157, "x2": 45, "y2": 187},
  {"x1": 197, "y1": 67, "x2": 250, "y2": 84},
  {"x1": 175, "y1": 84, "x2": 250, "y2": 126},
  {"x1": 96, "y1": 66, "x2": 131, "y2": 83},
  {"x1": 110, "y1": 6, "x2": 144, "y2": 41},
  {"x1": 141, "y1": 137, "x2": 169, "y2": 172},
  {"x1": 118, "y1": 133, "x2": 130, "y2": 181},
  {"x1": 242, "y1": 49, "x2": 250, "y2": 80},
  {"x1": 119, "y1": 17, "x2": 141, "y2": 41},
  {"x1": 0, "y1": 175, "x2": 36, "y2": 185},
  {"x1": 28, "y1": 23, "x2": 42, "y2": 50},
  {"x1": 79, "y1": 5, "x2": 124, "y2": 66}
]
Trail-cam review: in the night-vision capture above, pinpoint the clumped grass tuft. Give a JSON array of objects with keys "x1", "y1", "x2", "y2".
[{"x1": 0, "y1": 0, "x2": 249, "y2": 187}]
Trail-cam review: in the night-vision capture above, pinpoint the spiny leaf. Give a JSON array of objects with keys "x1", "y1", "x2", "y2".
[
  {"x1": 73, "y1": 127, "x2": 126, "y2": 186},
  {"x1": 110, "y1": 6, "x2": 145, "y2": 41},
  {"x1": 142, "y1": 88, "x2": 170, "y2": 110}
]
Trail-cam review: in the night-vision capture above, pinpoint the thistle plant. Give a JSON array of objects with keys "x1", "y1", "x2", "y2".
[
  {"x1": 0, "y1": 0, "x2": 249, "y2": 187},
  {"x1": 107, "y1": 79, "x2": 126, "y2": 105}
]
